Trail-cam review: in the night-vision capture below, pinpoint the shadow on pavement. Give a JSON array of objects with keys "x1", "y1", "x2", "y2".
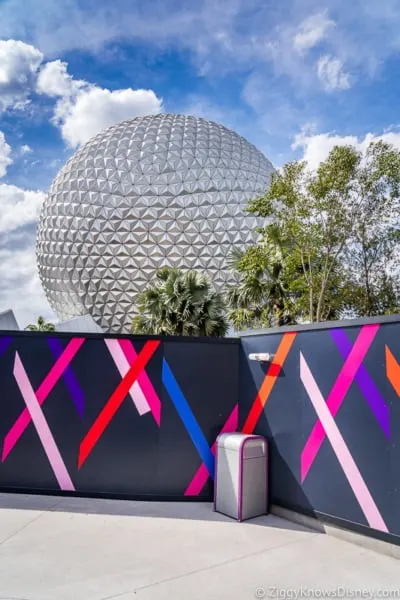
[{"x1": 0, "y1": 492, "x2": 318, "y2": 534}]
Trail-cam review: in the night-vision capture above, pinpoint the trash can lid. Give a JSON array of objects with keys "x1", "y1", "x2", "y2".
[{"x1": 216, "y1": 432, "x2": 267, "y2": 455}]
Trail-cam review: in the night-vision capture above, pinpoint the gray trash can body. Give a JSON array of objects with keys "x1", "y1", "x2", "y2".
[{"x1": 214, "y1": 433, "x2": 268, "y2": 521}]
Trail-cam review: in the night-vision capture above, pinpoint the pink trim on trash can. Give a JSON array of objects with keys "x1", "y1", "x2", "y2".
[
  {"x1": 214, "y1": 434, "x2": 268, "y2": 521},
  {"x1": 213, "y1": 441, "x2": 218, "y2": 512}
]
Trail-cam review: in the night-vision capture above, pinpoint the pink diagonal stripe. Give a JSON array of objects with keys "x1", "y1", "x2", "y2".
[
  {"x1": 300, "y1": 354, "x2": 387, "y2": 532},
  {"x1": 301, "y1": 324, "x2": 379, "y2": 482},
  {"x1": 105, "y1": 339, "x2": 151, "y2": 416},
  {"x1": 2, "y1": 337, "x2": 85, "y2": 461},
  {"x1": 119, "y1": 339, "x2": 161, "y2": 426},
  {"x1": 185, "y1": 404, "x2": 239, "y2": 496},
  {"x1": 13, "y1": 353, "x2": 75, "y2": 491}
]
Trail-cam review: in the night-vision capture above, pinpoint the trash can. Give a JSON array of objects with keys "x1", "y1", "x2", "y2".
[{"x1": 214, "y1": 433, "x2": 268, "y2": 521}]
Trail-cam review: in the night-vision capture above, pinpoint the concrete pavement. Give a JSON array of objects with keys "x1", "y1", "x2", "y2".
[{"x1": 0, "y1": 493, "x2": 398, "y2": 600}]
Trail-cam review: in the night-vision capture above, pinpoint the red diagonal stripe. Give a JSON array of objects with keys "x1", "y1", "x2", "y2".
[{"x1": 78, "y1": 340, "x2": 160, "y2": 468}]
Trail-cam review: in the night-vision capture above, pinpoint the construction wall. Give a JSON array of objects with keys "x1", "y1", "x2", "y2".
[
  {"x1": 0, "y1": 333, "x2": 239, "y2": 500},
  {"x1": 1, "y1": 317, "x2": 400, "y2": 545},
  {"x1": 240, "y1": 318, "x2": 400, "y2": 543}
]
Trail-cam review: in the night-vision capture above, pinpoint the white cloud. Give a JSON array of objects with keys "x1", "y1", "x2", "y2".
[
  {"x1": 317, "y1": 55, "x2": 351, "y2": 91},
  {"x1": 0, "y1": 0, "x2": 249, "y2": 66},
  {"x1": 0, "y1": 39, "x2": 43, "y2": 112},
  {"x1": 20, "y1": 144, "x2": 32, "y2": 154},
  {"x1": 241, "y1": 73, "x2": 303, "y2": 142},
  {"x1": 0, "y1": 132, "x2": 13, "y2": 178},
  {"x1": 180, "y1": 96, "x2": 226, "y2": 124},
  {"x1": 0, "y1": 0, "x2": 399, "y2": 94},
  {"x1": 0, "y1": 183, "x2": 45, "y2": 233},
  {"x1": 37, "y1": 55, "x2": 164, "y2": 147},
  {"x1": 36, "y1": 59, "x2": 86, "y2": 98},
  {"x1": 0, "y1": 41, "x2": 162, "y2": 149},
  {"x1": 53, "y1": 86, "x2": 163, "y2": 147},
  {"x1": 293, "y1": 12, "x2": 335, "y2": 53},
  {"x1": 292, "y1": 127, "x2": 400, "y2": 170},
  {"x1": 0, "y1": 128, "x2": 52, "y2": 327},
  {"x1": 0, "y1": 244, "x2": 55, "y2": 328}
]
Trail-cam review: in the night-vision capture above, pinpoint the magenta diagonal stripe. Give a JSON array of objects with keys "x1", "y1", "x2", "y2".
[
  {"x1": 13, "y1": 352, "x2": 75, "y2": 491},
  {"x1": 301, "y1": 324, "x2": 379, "y2": 482},
  {"x1": 330, "y1": 329, "x2": 390, "y2": 439},
  {"x1": 2, "y1": 337, "x2": 85, "y2": 461},
  {"x1": 300, "y1": 353, "x2": 387, "y2": 532}
]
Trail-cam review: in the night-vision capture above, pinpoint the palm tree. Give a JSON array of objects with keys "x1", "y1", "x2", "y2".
[
  {"x1": 226, "y1": 247, "x2": 296, "y2": 331},
  {"x1": 131, "y1": 267, "x2": 228, "y2": 337},
  {"x1": 25, "y1": 316, "x2": 56, "y2": 332}
]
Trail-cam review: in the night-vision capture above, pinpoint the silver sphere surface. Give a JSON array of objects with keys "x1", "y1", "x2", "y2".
[{"x1": 36, "y1": 114, "x2": 273, "y2": 332}]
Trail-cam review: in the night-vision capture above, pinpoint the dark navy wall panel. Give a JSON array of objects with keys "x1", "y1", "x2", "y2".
[
  {"x1": 159, "y1": 341, "x2": 239, "y2": 499},
  {"x1": 0, "y1": 333, "x2": 239, "y2": 500},
  {"x1": 2, "y1": 318, "x2": 400, "y2": 543},
  {"x1": 240, "y1": 321, "x2": 400, "y2": 542}
]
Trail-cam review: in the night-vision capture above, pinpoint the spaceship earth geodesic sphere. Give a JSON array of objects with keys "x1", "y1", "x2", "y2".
[{"x1": 36, "y1": 114, "x2": 274, "y2": 332}]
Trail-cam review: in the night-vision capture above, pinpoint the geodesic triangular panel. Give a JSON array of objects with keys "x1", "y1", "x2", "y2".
[{"x1": 36, "y1": 114, "x2": 273, "y2": 332}]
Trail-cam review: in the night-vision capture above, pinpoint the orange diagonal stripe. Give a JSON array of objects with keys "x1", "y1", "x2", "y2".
[
  {"x1": 242, "y1": 332, "x2": 296, "y2": 434},
  {"x1": 386, "y1": 345, "x2": 400, "y2": 397}
]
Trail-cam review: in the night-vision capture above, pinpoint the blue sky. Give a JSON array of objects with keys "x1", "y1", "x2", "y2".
[{"x1": 1, "y1": 0, "x2": 400, "y2": 326}]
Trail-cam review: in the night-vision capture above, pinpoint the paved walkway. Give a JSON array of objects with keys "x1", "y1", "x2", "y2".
[{"x1": 0, "y1": 493, "x2": 398, "y2": 600}]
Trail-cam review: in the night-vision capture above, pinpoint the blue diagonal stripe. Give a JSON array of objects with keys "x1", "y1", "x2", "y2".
[
  {"x1": 47, "y1": 337, "x2": 85, "y2": 418},
  {"x1": 162, "y1": 358, "x2": 215, "y2": 478},
  {"x1": 0, "y1": 336, "x2": 12, "y2": 358}
]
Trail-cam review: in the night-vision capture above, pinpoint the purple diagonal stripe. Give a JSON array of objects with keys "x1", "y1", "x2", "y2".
[
  {"x1": 330, "y1": 329, "x2": 390, "y2": 439},
  {"x1": 0, "y1": 337, "x2": 12, "y2": 358},
  {"x1": 47, "y1": 338, "x2": 84, "y2": 418}
]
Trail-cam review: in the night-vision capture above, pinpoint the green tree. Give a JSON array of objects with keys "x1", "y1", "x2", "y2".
[
  {"x1": 343, "y1": 141, "x2": 400, "y2": 316},
  {"x1": 226, "y1": 243, "x2": 298, "y2": 331},
  {"x1": 25, "y1": 316, "x2": 56, "y2": 332},
  {"x1": 245, "y1": 142, "x2": 400, "y2": 323},
  {"x1": 131, "y1": 267, "x2": 228, "y2": 337}
]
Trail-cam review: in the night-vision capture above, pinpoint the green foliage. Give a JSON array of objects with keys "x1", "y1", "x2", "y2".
[
  {"x1": 25, "y1": 316, "x2": 56, "y2": 332},
  {"x1": 343, "y1": 141, "x2": 400, "y2": 316},
  {"x1": 228, "y1": 140, "x2": 400, "y2": 326},
  {"x1": 226, "y1": 243, "x2": 298, "y2": 330},
  {"x1": 131, "y1": 267, "x2": 228, "y2": 337}
]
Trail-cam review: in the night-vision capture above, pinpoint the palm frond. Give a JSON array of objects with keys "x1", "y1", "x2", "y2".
[{"x1": 131, "y1": 267, "x2": 228, "y2": 337}]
